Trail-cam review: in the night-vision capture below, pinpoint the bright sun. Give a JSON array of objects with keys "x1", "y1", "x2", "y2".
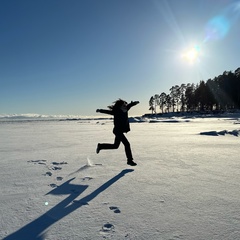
[{"x1": 181, "y1": 45, "x2": 200, "y2": 64}]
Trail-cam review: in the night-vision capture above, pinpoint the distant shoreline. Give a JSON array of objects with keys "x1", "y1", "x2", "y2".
[{"x1": 1, "y1": 110, "x2": 240, "y2": 123}]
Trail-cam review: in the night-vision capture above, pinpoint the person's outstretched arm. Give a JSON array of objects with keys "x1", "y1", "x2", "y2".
[
  {"x1": 96, "y1": 109, "x2": 114, "y2": 115},
  {"x1": 127, "y1": 101, "x2": 139, "y2": 110}
]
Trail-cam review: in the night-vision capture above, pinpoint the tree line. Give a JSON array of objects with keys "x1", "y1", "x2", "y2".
[{"x1": 149, "y1": 67, "x2": 240, "y2": 114}]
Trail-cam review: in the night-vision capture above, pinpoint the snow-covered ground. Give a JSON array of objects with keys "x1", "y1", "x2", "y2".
[{"x1": 1, "y1": 115, "x2": 240, "y2": 240}]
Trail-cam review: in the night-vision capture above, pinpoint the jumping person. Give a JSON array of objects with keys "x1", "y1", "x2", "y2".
[{"x1": 96, "y1": 99, "x2": 139, "y2": 166}]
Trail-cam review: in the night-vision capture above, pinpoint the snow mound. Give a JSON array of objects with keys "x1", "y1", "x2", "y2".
[
  {"x1": 128, "y1": 117, "x2": 146, "y2": 123},
  {"x1": 200, "y1": 129, "x2": 240, "y2": 136},
  {"x1": 148, "y1": 118, "x2": 189, "y2": 123}
]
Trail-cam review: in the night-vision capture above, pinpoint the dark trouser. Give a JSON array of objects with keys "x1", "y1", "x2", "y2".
[{"x1": 99, "y1": 130, "x2": 133, "y2": 160}]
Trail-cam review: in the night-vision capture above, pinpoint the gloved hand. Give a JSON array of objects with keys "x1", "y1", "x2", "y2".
[{"x1": 131, "y1": 101, "x2": 140, "y2": 105}]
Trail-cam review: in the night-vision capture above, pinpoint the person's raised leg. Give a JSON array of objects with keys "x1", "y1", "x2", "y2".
[{"x1": 96, "y1": 137, "x2": 120, "y2": 154}]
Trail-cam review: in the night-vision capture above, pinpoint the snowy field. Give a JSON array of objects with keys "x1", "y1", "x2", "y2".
[{"x1": 1, "y1": 115, "x2": 240, "y2": 240}]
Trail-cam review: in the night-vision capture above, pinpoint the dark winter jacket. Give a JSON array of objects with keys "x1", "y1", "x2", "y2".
[{"x1": 99, "y1": 101, "x2": 137, "y2": 133}]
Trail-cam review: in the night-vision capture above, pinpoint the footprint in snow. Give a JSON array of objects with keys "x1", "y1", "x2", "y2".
[
  {"x1": 81, "y1": 176, "x2": 93, "y2": 181},
  {"x1": 45, "y1": 172, "x2": 52, "y2": 176},
  {"x1": 71, "y1": 189, "x2": 78, "y2": 193},
  {"x1": 109, "y1": 206, "x2": 121, "y2": 213},
  {"x1": 52, "y1": 161, "x2": 68, "y2": 165},
  {"x1": 28, "y1": 160, "x2": 47, "y2": 165},
  {"x1": 170, "y1": 234, "x2": 184, "y2": 239},
  {"x1": 56, "y1": 176, "x2": 63, "y2": 181},
  {"x1": 49, "y1": 183, "x2": 57, "y2": 188},
  {"x1": 48, "y1": 161, "x2": 68, "y2": 171},
  {"x1": 100, "y1": 223, "x2": 115, "y2": 239},
  {"x1": 101, "y1": 223, "x2": 115, "y2": 232},
  {"x1": 50, "y1": 166, "x2": 62, "y2": 171}
]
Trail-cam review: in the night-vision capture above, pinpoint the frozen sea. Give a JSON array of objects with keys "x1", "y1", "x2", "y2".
[{"x1": 1, "y1": 114, "x2": 240, "y2": 240}]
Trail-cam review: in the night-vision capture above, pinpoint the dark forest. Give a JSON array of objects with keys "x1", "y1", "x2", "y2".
[{"x1": 149, "y1": 67, "x2": 240, "y2": 114}]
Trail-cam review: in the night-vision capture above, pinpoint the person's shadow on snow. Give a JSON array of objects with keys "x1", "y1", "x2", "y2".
[{"x1": 3, "y1": 169, "x2": 134, "y2": 240}]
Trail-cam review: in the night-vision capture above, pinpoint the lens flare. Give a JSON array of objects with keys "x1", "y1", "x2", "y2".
[
  {"x1": 205, "y1": 16, "x2": 229, "y2": 41},
  {"x1": 204, "y1": 2, "x2": 240, "y2": 42}
]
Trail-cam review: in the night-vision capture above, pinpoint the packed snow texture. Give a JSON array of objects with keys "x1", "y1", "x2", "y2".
[{"x1": 1, "y1": 115, "x2": 240, "y2": 240}]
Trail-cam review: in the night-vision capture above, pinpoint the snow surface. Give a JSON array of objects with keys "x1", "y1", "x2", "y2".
[{"x1": 1, "y1": 115, "x2": 240, "y2": 240}]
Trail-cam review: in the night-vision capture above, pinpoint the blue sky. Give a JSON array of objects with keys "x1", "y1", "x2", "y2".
[{"x1": 1, "y1": 0, "x2": 240, "y2": 116}]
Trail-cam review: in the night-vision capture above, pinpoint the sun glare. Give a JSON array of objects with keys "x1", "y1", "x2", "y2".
[{"x1": 181, "y1": 45, "x2": 200, "y2": 64}]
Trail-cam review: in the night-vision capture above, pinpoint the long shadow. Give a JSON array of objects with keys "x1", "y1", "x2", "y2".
[{"x1": 3, "y1": 169, "x2": 134, "y2": 240}]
